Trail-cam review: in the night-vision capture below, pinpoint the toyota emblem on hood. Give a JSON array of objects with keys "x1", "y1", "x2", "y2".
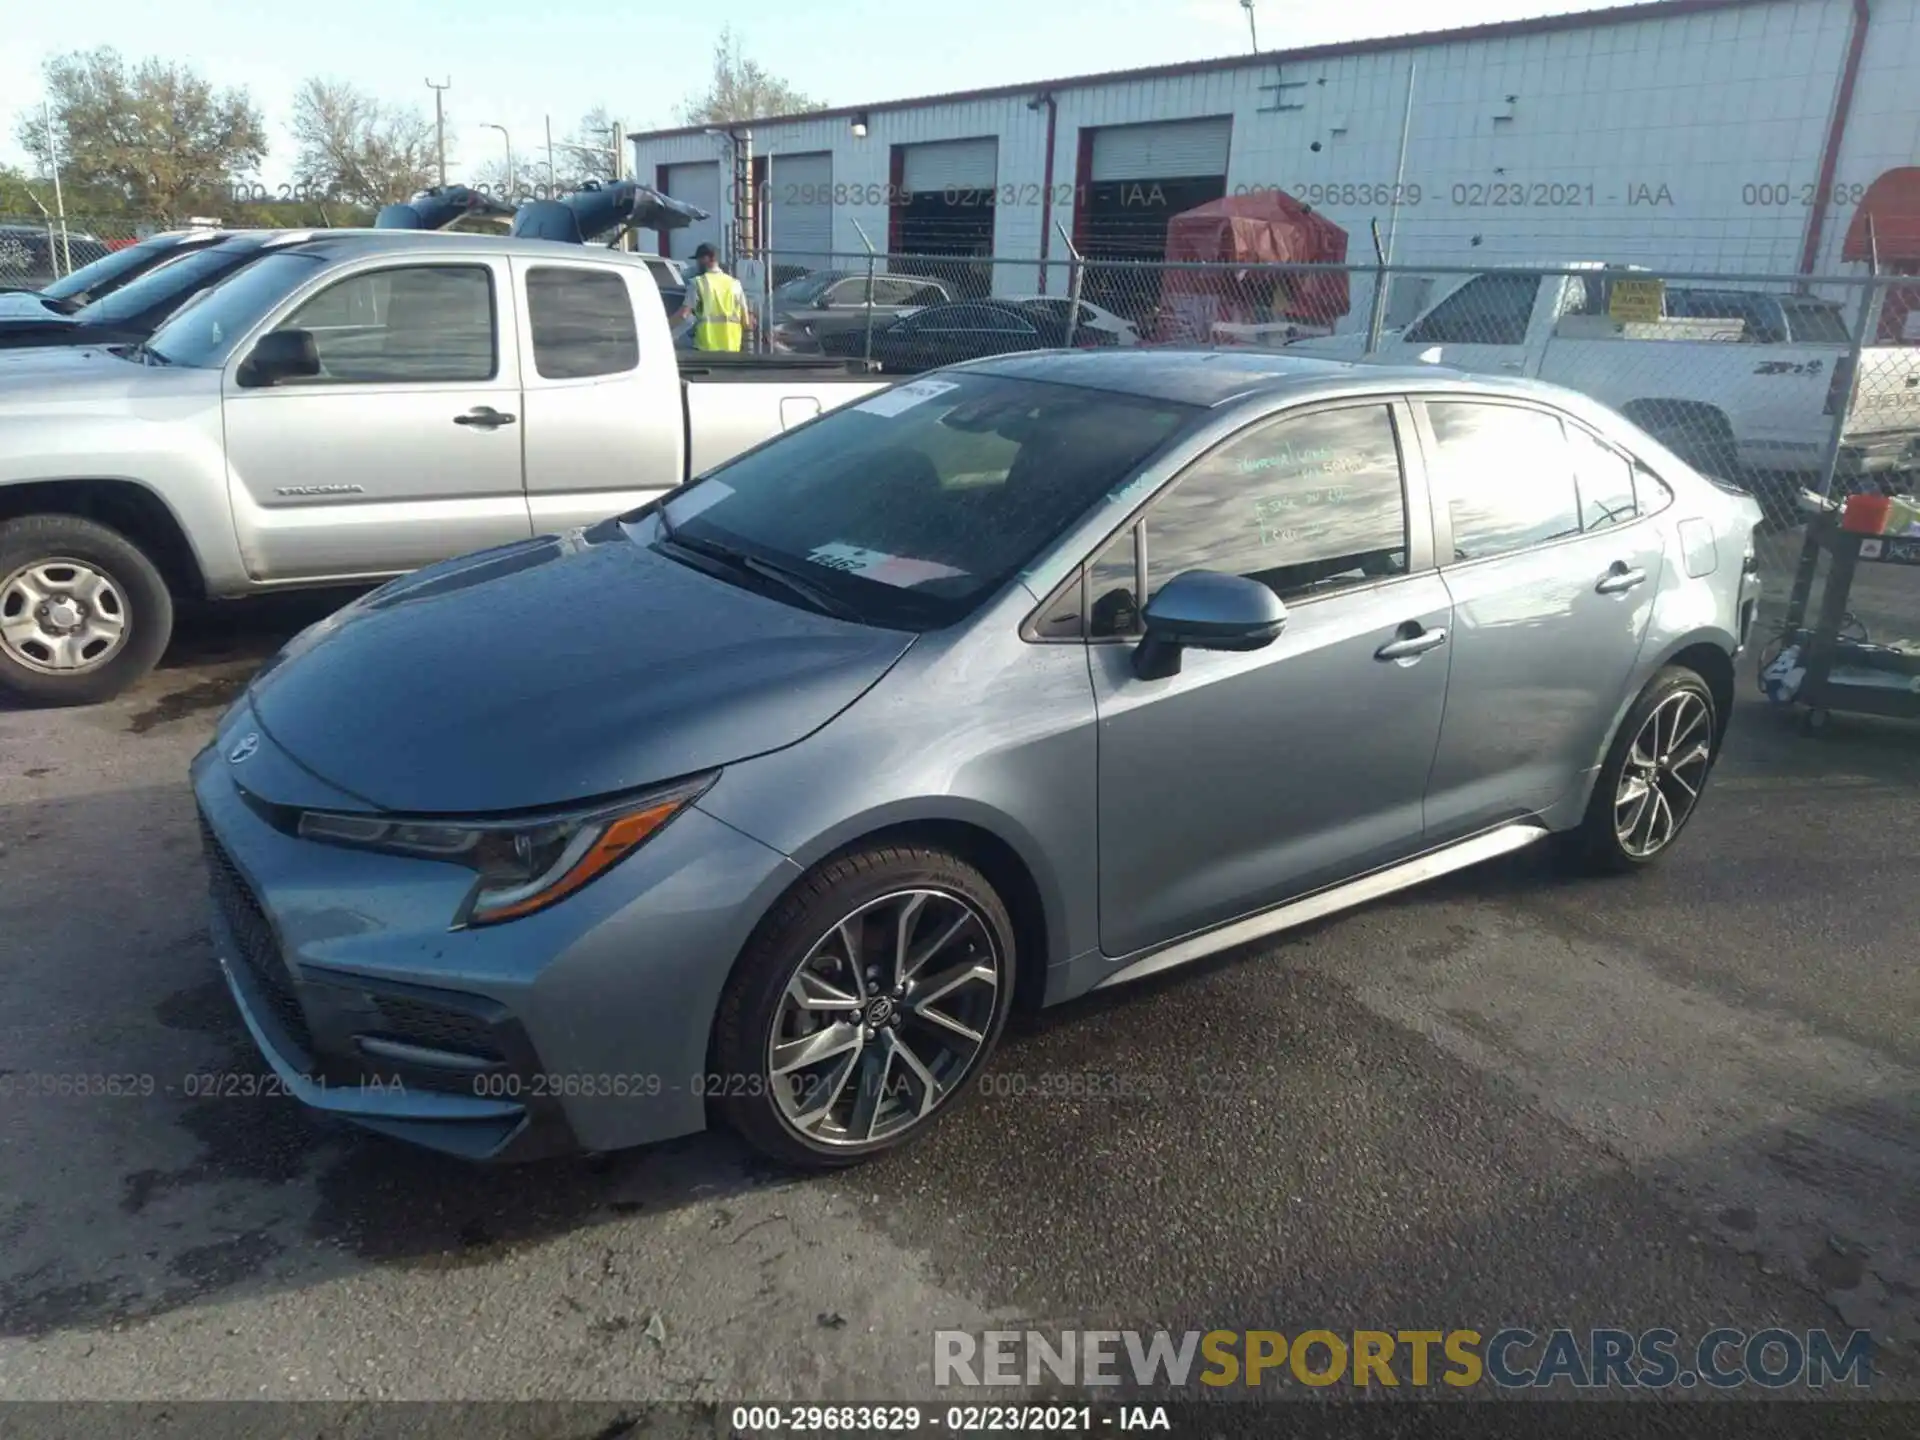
[{"x1": 228, "y1": 733, "x2": 261, "y2": 764}]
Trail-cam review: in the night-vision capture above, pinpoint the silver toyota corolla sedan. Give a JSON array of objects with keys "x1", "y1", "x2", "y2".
[{"x1": 191, "y1": 351, "x2": 1765, "y2": 1167}]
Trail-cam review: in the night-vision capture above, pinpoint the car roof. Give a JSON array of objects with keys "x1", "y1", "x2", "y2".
[
  {"x1": 277, "y1": 230, "x2": 671, "y2": 264},
  {"x1": 966, "y1": 347, "x2": 1615, "y2": 414}
]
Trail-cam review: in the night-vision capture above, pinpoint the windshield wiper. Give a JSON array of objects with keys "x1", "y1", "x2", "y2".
[{"x1": 655, "y1": 526, "x2": 866, "y2": 623}]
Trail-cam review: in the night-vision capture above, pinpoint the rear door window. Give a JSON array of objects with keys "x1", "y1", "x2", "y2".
[{"x1": 1424, "y1": 402, "x2": 1582, "y2": 561}]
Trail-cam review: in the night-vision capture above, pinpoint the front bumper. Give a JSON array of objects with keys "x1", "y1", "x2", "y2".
[{"x1": 190, "y1": 723, "x2": 802, "y2": 1161}]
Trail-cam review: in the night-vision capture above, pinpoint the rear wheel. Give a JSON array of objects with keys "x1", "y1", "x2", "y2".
[
  {"x1": 1570, "y1": 666, "x2": 1719, "y2": 872},
  {"x1": 0, "y1": 515, "x2": 173, "y2": 707},
  {"x1": 710, "y1": 844, "x2": 1015, "y2": 1169}
]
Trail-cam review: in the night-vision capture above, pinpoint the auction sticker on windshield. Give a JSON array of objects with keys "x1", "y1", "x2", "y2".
[
  {"x1": 854, "y1": 379, "x2": 960, "y2": 418},
  {"x1": 808, "y1": 542, "x2": 966, "y2": 587}
]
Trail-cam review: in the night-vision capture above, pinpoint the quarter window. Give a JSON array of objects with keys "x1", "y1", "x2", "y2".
[
  {"x1": 1567, "y1": 424, "x2": 1640, "y2": 532},
  {"x1": 276, "y1": 264, "x2": 495, "y2": 383},
  {"x1": 1141, "y1": 405, "x2": 1410, "y2": 604},
  {"x1": 1425, "y1": 402, "x2": 1582, "y2": 562},
  {"x1": 526, "y1": 267, "x2": 639, "y2": 379},
  {"x1": 1089, "y1": 526, "x2": 1142, "y2": 638}
]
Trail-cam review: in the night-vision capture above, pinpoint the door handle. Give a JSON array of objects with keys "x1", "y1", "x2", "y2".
[
  {"x1": 1497, "y1": 360, "x2": 1525, "y2": 372},
  {"x1": 454, "y1": 406, "x2": 516, "y2": 429},
  {"x1": 1375, "y1": 626, "x2": 1449, "y2": 661},
  {"x1": 1596, "y1": 563, "x2": 1648, "y2": 595}
]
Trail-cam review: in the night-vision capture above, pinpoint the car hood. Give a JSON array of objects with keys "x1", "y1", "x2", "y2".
[
  {"x1": 245, "y1": 523, "x2": 918, "y2": 815},
  {"x1": 0, "y1": 345, "x2": 219, "y2": 406}
]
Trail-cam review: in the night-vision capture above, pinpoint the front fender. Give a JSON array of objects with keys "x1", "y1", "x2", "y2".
[{"x1": 0, "y1": 410, "x2": 247, "y2": 593}]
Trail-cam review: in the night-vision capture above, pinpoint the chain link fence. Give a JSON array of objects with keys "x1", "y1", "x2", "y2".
[
  {"x1": 746, "y1": 248, "x2": 1919, "y2": 578},
  {"x1": 8, "y1": 214, "x2": 1918, "y2": 657}
]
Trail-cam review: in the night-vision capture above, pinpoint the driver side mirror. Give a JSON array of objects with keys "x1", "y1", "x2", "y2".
[
  {"x1": 237, "y1": 328, "x2": 321, "y2": 387},
  {"x1": 1132, "y1": 571, "x2": 1287, "y2": 681}
]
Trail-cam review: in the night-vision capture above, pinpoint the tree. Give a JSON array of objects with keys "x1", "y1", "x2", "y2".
[
  {"x1": 676, "y1": 28, "x2": 822, "y2": 126},
  {"x1": 15, "y1": 49, "x2": 266, "y2": 215},
  {"x1": 556, "y1": 106, "x2": 620, "y2": 190},
  {"x1": 291, "y1": 78, "x2": 439, "y2": 208}
]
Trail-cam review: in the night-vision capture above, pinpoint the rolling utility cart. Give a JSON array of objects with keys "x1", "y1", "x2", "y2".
[{"x1": 1764, "y1": 493, "x2": 1920, "y2": 734}]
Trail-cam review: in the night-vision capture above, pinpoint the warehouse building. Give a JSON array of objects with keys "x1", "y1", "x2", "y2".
[{"x1": 630, "y1": 0, "x2": 1920, "y2": 321}]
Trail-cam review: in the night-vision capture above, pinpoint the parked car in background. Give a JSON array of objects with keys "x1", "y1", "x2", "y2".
[
  {"x1": 189, "y1": 350, "x2": 1763, "y2": 1168},
  {"x1": 817, "y1": 299, "x2": 1118, "y2": 372},
  {"x1": 769, "y1": 269, "x2": 953, "y2": 352},
  {"x1": 0, "y1": 225, "x2": 111, "y2": 295},
  {"x1": 0, "y1": 231, "x2": 321, "y2": 350},
  {"x1": 1, "y1": 227, "x2": 223, "y2": 311},
  {"x1": 1288, "y1": 264, "x2": 1920, "y2": 486},
  {"x1": 0, "y1": 231, "x2": 884, "y2": 705},
  {"x1": 1005, "y1": 296, "x2": 1141, "y2": 347}
]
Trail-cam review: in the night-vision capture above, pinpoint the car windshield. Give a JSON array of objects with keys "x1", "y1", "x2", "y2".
[
  {"x1": 774, "y1": 272, "x2": 838, "y2": 305},
  {"x1": 143, "y1": 252, "x2": 326, "y2": 367},
  {"x1": 41, "y1": 237, "x2": 171, "y2": 303},
  {"x1": 74, "y1": 243, "x2": 258, "y2": 326},
  {"x1": 649, "y1": 372, "x2": 1193, "y2": 629}
]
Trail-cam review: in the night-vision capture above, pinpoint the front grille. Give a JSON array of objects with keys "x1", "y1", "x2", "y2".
[
  {"x1": 199, "y1": 814, "x2": 315, "y2": 1064},
  {"x1": 371, "y1": 994, "x2": 504, "y2": 1062}
]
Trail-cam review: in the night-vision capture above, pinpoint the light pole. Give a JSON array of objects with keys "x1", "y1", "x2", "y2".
[
  {"x1": 425, "y1": 78, "x2": 451, "y2": 187},
  {"x1": 484, "y1": 123, "x2": 514, "y2": 198},
  {"x1": 1240, "y1": 0, "x2": 1259, "y2": 52}
]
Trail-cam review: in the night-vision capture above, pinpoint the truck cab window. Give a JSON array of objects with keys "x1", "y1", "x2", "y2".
[
  {"x1": 526, "y1": 267, "x2": 639, "y2": 379},
  {"x1": 279, "y1": 265, "x2": 495, "y2": 383},
  {"x1": 1407, "y1": 273, "x2": 1539, "y2": 346}
]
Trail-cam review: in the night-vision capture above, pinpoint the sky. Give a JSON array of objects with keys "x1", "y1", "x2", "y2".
[{"x1": 1, "y1": 0, "x2": 1621, "y2": 192}]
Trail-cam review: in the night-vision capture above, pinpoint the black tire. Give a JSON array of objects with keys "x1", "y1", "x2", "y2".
[
  {"x1": 1568, "y1": 666, "x2": 1719, "y2": 874},
  {"x1": 710, "y1": 843, "x2": 1016, "y2": 1170},
  {"x1": 0, "y1": 514, "x2": 174, "y2": 707}
]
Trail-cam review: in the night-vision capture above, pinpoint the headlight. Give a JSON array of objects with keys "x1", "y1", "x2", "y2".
[{"x1": 295, "y1": 773, "x2": 715, "y2": 926}]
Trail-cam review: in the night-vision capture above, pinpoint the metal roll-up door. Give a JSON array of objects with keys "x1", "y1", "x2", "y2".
[
  {"x1": 900, "y1": 138, "x2": 998, "y2": 194},
  {"x1": 662, "y1": 161, "x2": 722, "y2": 257},
  {"x1": 766, "y1": 152, "x2": 832, "y2": 271},
  {"x1": 1090, "y1": 118, "x2": 1231, "y2": 181}
]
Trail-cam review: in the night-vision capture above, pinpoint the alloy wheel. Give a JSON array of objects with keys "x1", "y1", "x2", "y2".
[
  {"x1": 767, "y1": 888, "x2": 1002, "y2": 1147},
  {"x1": 1614, "y1": 689, "x2": 1713, "y2": 858},
  {"x1": 0, "y1": 558, "x2": 129, "y2": 675}
]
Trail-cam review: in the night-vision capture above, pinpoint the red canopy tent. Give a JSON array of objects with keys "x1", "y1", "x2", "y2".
[
  {"x1": 1844, "y1": 168, "x2": 1920, "y2": 344},
  {"x1": 1151, "y1": 191, "x2": 1350, "y2": 345}
]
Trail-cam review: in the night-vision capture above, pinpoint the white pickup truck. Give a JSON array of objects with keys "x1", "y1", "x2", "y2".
[
  {"x1": 1291, "y1": 266, "x2": 1920, "y2": 491},
  {"x1": 0, "y1": 231, "x2": 885, "y2": 704}
]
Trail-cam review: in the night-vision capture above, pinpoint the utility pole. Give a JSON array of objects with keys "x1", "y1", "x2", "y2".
[
  {"x1": 545, "y1": 115, "x2": 556, "y2": 198},
  {"x1": 1240, "y1": 0, "x2": 1259, "y2": 53},
  {"x1": 483, "y1": 124, "x2": 515, "y2": 197},
  {"x1": 425, "y1": 77, "x2": 451, "y2": 187},
  {"x1": 43, "y1": 100, "x2": 70, "y2": 274}
]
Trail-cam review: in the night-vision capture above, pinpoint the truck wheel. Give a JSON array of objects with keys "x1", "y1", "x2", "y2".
[{"x1": 0, "y1": 515, "x2": 174, "y2": 707}]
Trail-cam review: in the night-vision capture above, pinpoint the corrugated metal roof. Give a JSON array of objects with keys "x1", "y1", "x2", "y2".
[{"x1": 630, "y1": 0, "x2": 1787, "y2": 142}]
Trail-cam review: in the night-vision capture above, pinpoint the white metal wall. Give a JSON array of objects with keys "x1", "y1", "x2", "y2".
[
  {"x1": 632, "y1": 0, "x2": 1917, "y2": 304},
  {"x1": 765, "y1": 151, "x2": 833, "y2": 270},
  {"x1": 660, "y1": 161, "x2": 722, "y2": 260},
  {"x1": 900, "y1": 138, "x2": 1000, "y2": 192},
  {"x1": 1090, "y1": 118, "x2": 1232, "y2": 180}
]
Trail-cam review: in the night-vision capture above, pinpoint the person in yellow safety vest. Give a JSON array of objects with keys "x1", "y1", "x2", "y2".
[{"x1": 674, "y1": 243, "x2": 752, "y2": 352}]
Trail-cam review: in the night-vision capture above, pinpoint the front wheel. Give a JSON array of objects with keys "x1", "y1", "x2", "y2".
[
  {"x1": 0, "y1": 515, "x2": 174, "y2": 707},
  {"x1": 1569, "y1": 666, "x2": 1719, "y2": 872},
  {"x1": 709, "y1": 844, "x2": 1016, "y2": 1169}
]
